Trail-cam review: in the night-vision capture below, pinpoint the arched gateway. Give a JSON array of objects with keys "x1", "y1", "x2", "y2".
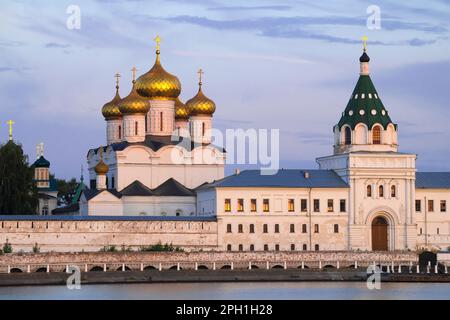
[{"x1": 372, "y1": 216, "x2": 388, "y2": 251}]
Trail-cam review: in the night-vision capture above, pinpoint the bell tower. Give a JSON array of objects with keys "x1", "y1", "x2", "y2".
[
  {"x1": 317, "y1": 38, "x2": 417, "y2": 251},
  {"x1": 333, "y1": 37, "x2": 398, "y2": 155}
]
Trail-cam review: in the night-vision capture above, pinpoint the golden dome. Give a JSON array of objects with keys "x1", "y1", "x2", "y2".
[
  {"x1": 175, "y1": 97, "x2": 190, "y2": 120},
  {"x1": 118, "y1": 83, "x2": 150, "y2": 115},
  {"x1": 95, "y1": 148, "x2": 109, "y2": 175},
  {"x1": 101, "y1": 89, "x2": 122, "y2": 120},
  {"x1": 186, "y1": 83, "x2": 216, "y2": 116},
  {"x1": 102, "y1": 74, "x2": 122, "y2": 120},
  {"x1": 135, "y1": 50, "x2": 181, "y2": 100}
]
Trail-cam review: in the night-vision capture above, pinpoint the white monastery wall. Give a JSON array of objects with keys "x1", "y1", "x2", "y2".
[{"x1": 0, "y1": 220, "x2": 218, "y2": 253}]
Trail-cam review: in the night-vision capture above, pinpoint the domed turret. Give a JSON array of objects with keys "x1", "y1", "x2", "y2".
[
  {"x1": 187, "y1": 69, "x2": 215, "y2": 143},
  {"x1": 186, "y1": 69, "x2": 216, "y2": 116},
  {"x1": 102, "y1": 74, "x2": 122, "y2": 120},
  {"x1": 118, "y1": 81, "x2": 150, "y2": 115},
  {"x1": 94, "y1": 147, "x2": 109, "y2": 190},
  {"x1": 118, "y1": 67, "x2": 149, "y2": 143},
  {"x1": 175, "y1": 97, "x2": 190, "y2": 120},
  {"x1": 135, "y1": 36, "x2": 181, "y2": 100},
  {"x1": 94, "y1": 148, "x2": 109, "y2": 175}
]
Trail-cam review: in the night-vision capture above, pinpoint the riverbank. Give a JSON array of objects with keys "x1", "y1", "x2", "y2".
[{"x1": 0, "y1": 269, "x2": 449, "y2": 287}]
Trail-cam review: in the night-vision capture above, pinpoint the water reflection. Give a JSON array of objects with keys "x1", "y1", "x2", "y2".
[{"x1": 0, "y1": 282, "x2": 450, "y2": 300}]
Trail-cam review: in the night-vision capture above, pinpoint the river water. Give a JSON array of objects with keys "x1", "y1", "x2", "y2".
[{"x1": 0, "y1": 282, "x2": 450, "y2": 300}]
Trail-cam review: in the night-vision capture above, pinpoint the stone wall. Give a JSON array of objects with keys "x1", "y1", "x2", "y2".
[
  {"x1": 0, "y1": 219, "x2": 217, "y2": 252},
  {"x1": 0, "y1": 251, "x2": 418, "y2": 273}
]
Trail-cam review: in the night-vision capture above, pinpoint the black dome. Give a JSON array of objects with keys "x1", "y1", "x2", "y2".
[{"x1": 359, "y1": 51, "x2": 370, "y2": 63}]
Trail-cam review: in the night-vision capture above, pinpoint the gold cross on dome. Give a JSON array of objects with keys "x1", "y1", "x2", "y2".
[
  {"x1": 131, "y1": 66, "x2": 137, "y2": 82},
  {"x1": 154, "y1": 35, "x2": 161, "y2": 51},
  {"x1": 114, "y1": 73, "x2": 121, "y2": 88},
  {"x1": 7, "y1": 120, "x2": 14, "y2": 141},
  {"x1": 362, "y1": 35, "x2": 368, "y2": 51},
  {"x1": 197, "y1": 68, "x2": 204, "y2": 84}
]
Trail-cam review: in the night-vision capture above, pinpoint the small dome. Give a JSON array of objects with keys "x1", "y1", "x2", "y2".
[
  {"x1": 94, "y1": 148, "x2": 109, "y2": 175},
  {"x1": 95, "y1": 160, "x2": 109, "y2": 175},
  {"x1": 101, "y1": 89, "x2": 122, "y2": 120},
  {"x1": 360, "y1": 50, "x2": 370, "y2": 63},
  {"x1": 118, "y1": 83, "x2": 150, "y2": 115},
  {"x1": 135, "y1": 51, "x2": 181, "y2": 100},
  {"x1": 186, "y1": 83, "x2": 216, "y2": 116},
  {"x1": 33, "y1": 156, "x2": 50, "y2": 168},
  {"x1": 174, "y1": 97, "x2": 190, "y2": 120}
]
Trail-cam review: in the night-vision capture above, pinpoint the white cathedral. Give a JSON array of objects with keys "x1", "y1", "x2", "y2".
[{"x1": 77, "y1": 39, "x2": 450, "y2": 252}]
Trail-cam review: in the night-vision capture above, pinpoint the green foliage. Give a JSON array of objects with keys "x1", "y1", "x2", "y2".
[
  {"x1": 0, "y1": 141, "x2": 38, "y2": 214},
  {"x1": 100, "y1": 245, "x2": 117, "y2": 252},
  {"x1": 120, "y1": 244, "x2": 133, "y2": 252},
  {"x1": 32, "y1": 242, "x2": 40, "y2": 253},
  {"x1": 139, "y1": 242, "x2": 184, "y2": 252},
  {"x1": 55, "y1": 177, "x2": 78, "y2": 206},
  {"x1": 3, "y1": 241, "x2": 12, "y2": 254}
]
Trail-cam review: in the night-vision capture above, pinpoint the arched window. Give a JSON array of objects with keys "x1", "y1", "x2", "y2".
[
  {"x1": 367, "y1": 185, "x2": 372, "y2": 197},
  {"x1": 379, "y1": 185, "x2": 384, "y2": 197},
  {"x1": 391, "y1": 185, "x2": 396, "y2": 198},
  {"x1": 160, "y1": 112, "x2": 163, "y2": 131},
  {"x1": 134, "y1": 121, "x2": 138, "y2": 135},
  {"x1": 202, "y1": 122, "x2": 206, "y2": 136},
  {"x1": 118, "y1": 125, "x2": 122, "y2": 139},
  {"x1": 145, "y1": 116, "x2": 148, "y2": 132},
  {"x1": 344, "y1": 127, "x2": 351, "y2": 145},
  {"x1": 372, "y1": 126, "x2": 381, "y2": 144}
]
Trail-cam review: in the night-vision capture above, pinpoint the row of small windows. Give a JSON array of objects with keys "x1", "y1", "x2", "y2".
[
  {"x1": 115, "y1": 116, "x2": 208, "y2": 140},
  {"x1": 416, "y1": 200, "x2": 447, "y2": 213},
  {"x1": 419, "y1": 227, "x2": 441, "y2": 235},
  {"x1": 114, "y1": 113, "x2": 166, "y2": 140},
  {"x1": 366, "y1": 185, "x2": 396, "y2": 198},
  {"x1": 226, "y1": 223, "x2": 339, "y2": 234},
  {"x1": 226, "y1": 244, "x2": 321, "y2": 252},
  {"x1": 344, "y1": 125, "x2": 382, "y2": 145},
  {"x1": 224, "y1": 198, "x2": 346, "y2": 213},
  {"x1": 353, "y1": 93, "x2": 379, "y2": 100}
]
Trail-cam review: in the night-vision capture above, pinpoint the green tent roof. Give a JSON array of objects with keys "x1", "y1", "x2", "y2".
[
  {"x1": 337, "y1": 72, "x2": 395, "y2": 130},
  {"x1": 72, "y1": 180, "x2": 87, "y2": 204}
]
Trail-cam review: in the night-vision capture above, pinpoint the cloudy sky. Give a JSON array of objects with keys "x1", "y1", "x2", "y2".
[{"x1": 1, "y1": 0, "x2": 449, "y2": 180}]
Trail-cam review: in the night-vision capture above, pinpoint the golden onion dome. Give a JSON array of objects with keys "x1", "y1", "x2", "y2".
[
  {"x1": 186, "y1": 82, "x2": 216, "y2": 116},
  {"x1": 118, "y1": 82, "x2": 150, "y2": 115},
  {"x1": 94, "y1": 148, "x2": 109, "y2": 175},
  {"x1": 135, "y1": 49, "x2": 181, "y2": 100},
  {"x1": 102, "y1": 74, "x2": 122, "y2": 120},
  {"x1": 101, "y1": 89, "x2": 122, "y2": 120},
  {"x1": 175, "y1": 97, "x2": 190, "y2": 120}
]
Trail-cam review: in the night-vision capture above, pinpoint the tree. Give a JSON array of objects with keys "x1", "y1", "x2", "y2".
[
  {"x1": 54, "y1": 177, "x2": 78, "y2": 205},
  {"x1": 0, "y1": 141, "x2": 38, "y2": 214}
]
